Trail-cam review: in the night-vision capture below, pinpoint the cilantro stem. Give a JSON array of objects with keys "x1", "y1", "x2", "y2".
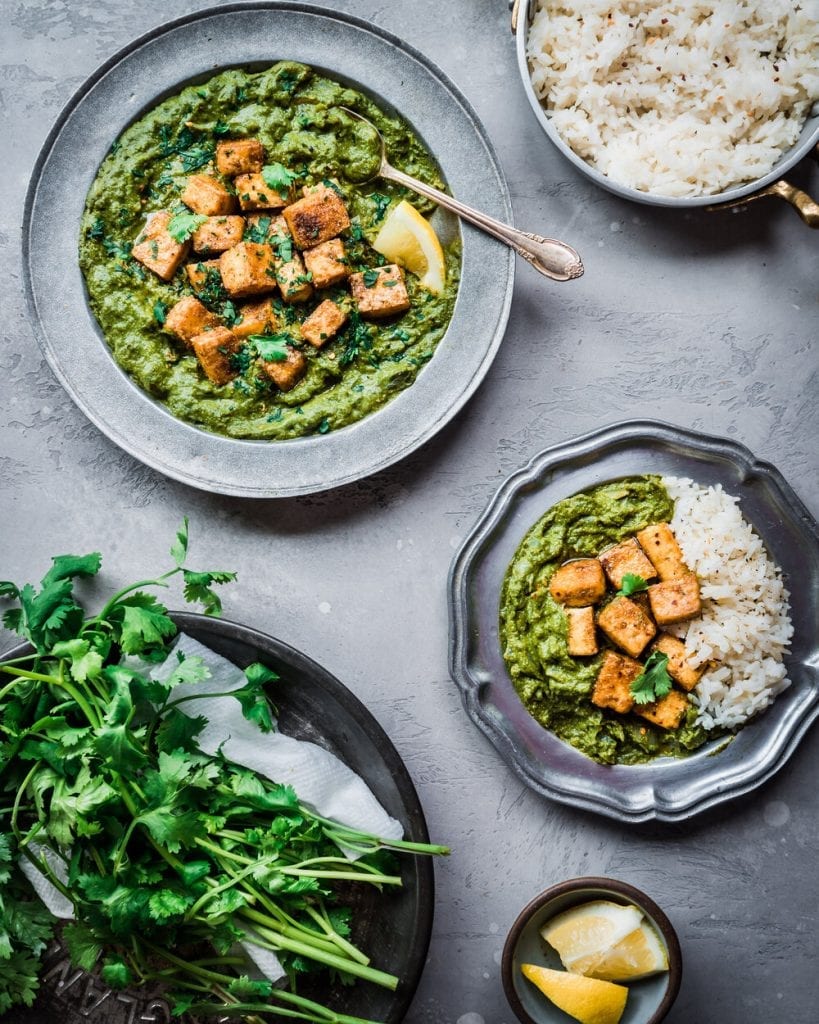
[
  {"x1": 90, "y1": 571, "x2": 176, "y2": 625},
  {"x1": 0, "y1": 665, "x2": 101, "y2": 728},
  {"x1": 304, "y1": 903, "x2": 370, "y2": 966}
]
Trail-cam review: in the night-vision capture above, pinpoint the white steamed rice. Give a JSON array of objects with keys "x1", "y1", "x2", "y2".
[
  {"x1": 662, "y1": 476, "x2": 793, "y2": 731},
  {"x1": 527, "y1": 1, "x2": 819, "y2": 196}
]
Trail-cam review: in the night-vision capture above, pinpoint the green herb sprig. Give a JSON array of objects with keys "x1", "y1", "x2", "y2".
[
  {"x1": 630, "y1": 650, "x2": 673, "y2": 704},
  {"x1": 617, "y1": 573, "x2": 649, "y2": 597}
]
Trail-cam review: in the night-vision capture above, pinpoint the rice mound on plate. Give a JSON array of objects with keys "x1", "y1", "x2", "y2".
[
  {"x1": 662, "y1": 476, "x2": 794, "y2": 732},
  {"x1": 526, "y1": 1, "x2": 819, "y2": 197}
]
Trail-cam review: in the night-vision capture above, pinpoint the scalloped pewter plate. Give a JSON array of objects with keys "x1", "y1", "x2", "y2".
[
  {"x1": 22, "y1": 2, "x2": 513, "y2": 497},
  {"x1": 2, "y1": 613, "x2": 434, "y2": 1024},
  {"x1": 448, "y1": 420, "x2": 819, "y2": 823}
]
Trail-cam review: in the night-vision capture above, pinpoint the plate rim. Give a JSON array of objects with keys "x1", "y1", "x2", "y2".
[
  {"x1": 22, "y1": 0, "x2": 515, "y2": 498},
  {"x1": 448, "y1": 418, "x2": 819, "y2": 823},
  {"x1": 1, "y1": 609, "x2": 435, "y2": 1023}
]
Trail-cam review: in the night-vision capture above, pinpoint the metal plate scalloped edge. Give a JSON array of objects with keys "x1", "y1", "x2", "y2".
[
  {"x1": 22, "y1": 1, "x2": 514, "y2": 497},
  {"x1": 2, "y1": 612, "x2": 434, "y2": 1024},
  {"x1": 448, "y1": 419, "x2": 819, "y2": 823}
]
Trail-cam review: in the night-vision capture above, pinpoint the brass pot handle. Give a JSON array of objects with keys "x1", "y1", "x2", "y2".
[{"x1": 708, "y1": 177, "x2": 819, "y2": 228}]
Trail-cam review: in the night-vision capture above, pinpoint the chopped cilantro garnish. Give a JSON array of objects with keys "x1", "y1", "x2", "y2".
[
  {"x1": 271, "y1": 233, "x2": 294, "y2": 263},
  {"x1": 212, "y1": 120, "x2": 231, "y2": 136},
  {"x1": 630, "y1": 651, "x2": 674, "y2": 705},
  {"x1": 250, "y1": 333, "x2": 291, "y2": 362},
  {"x1": 339, "y1": 311, "x2": 372, "y2": 367},
  {"x1": 152, "y1": 300, "x2": 168, "y2": 326},
  {"x1": 362, "y1": 269, "x2": 380, "y2": 288},
  {"x1": 370, "y1": 192, "x2": 391, "y2": 221},
  {"x1": 317, "y1": 418, "x2": 331, "y2": 434},
  {"x1": 618, "y1": 573, "x2": 649, "y2": 597},
  {"x1": 245, "y1": 215, "x2": 272, "y2": 244},
  {"x1": 221, "y1": 300, "x2": 241, "y2": 326},
  {"x1": 261, "y1": 163, "x2": 297, "y2": 199},
  {"x1": 167, "y1": 210, "x2": 207, "y2": 242}
]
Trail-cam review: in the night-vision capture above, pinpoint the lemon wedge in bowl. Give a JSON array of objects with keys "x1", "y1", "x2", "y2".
[
  {"x1": 541, "y1": 899, "x2": 668, "y2": 982},
  {"x1": 372, "y1": 199, "x2": 446, "y2": 294},
  {"x1": 521, "y1": 964, "x2": 628, "y2": 1024}
]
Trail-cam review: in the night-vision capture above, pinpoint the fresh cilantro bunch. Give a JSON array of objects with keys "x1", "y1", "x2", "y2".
[{"x1": 0, "y1": 522, "x2": 448, "y2": 1023}]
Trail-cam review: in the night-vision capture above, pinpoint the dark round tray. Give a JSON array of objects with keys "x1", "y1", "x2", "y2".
[{"x1": 2, "y1": 612, "x2": 435, "y2": 1024}]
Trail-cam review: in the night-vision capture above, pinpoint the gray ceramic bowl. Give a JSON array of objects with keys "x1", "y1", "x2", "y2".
[
  {"x1": 502, "y1": 877, "x2": 682, "y2": 1024},
  {"x1": 23, "y1": 2, "x2": 513, "y2": 497},
  {"x1": 513, "y1": 0, "x2": 819, "y2": 208}
]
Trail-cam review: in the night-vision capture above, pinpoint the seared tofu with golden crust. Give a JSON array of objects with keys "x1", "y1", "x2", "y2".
[
  {"x1": 216, "y1": 138, "x2": 264, "y2": 177},
  {"x1": 259, "y1": 348, "x2": 307, "y2": 392},
  {"x1": 219, "y1": 242, "x2": 278, "y2": 298},
  {"x1": 235, "y1": 172, "x2": 292, "y2": 212},
  {"x1": 350, "y1": 265, "x2": 411, "y2": 320},
  {"x1": 301, "y1": 300, "x2": 348, "y2": 349},
  {"x1": 635, "y1": 689, "x2": 689, "y2": 730},
  {"x1": 566, "y1": 607, "x2": 597, "y2": 656},
  {"x1": 132, "y1": 211, "x2": 188, "y2": 281},
  {"x1": 284, "y1": 185, "x2": 351, "y2": 249},
  {"x1": 599, "y1": 537, "x2": 657, "y2": 590},
  {"x1": 636, "y1": 523, "x2": 688, "y2": 581},
  {"x1": 164, "y1": 296, "x2": 221, "y2": 346},
  {"x1": 597, "y1": 595, "x2": 656, "y2": 658},
  {"x1": 181, "y1": 174, "x2": 236, "y2": 216},
  {"x1": 303, "y1": 239, "x2": 348, "y2": 289},
  {"x1": 191, "y1": 215, "x2": 245, "y2": 254},
  {"x1": 591, "y1": 651, "x2": 641, "y2": 714},
  {"x1": 186, "y1": 259, "x2": 222, "y2": 294},
  {"x1": 548, "y1": 559, "x2": 606, "y2": 607},
  {"x1": 190, "y1": 326, "x2": 240, "y2": 386},
  {"x1": 275, "y1": 250, "x2": 313, "y2": 304},
  {"x1": 232, "y1": 298, "x2": 277, "y2": 339},
  {"x1": 651, "y1": 634, "x2": 703, "y2": 692},
  {"x1": 648, "y1": 574, "x2": 702, "y2": 626}
]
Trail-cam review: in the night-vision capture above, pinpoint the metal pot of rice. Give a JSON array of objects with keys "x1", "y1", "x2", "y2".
[{"x1": 511, "y1": 0, "x2": 819, "y2": 220}]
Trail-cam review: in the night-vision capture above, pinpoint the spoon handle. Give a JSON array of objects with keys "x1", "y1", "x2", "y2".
[{"x1": 381, "y1": 164, "x2": 583, "y2": 282}]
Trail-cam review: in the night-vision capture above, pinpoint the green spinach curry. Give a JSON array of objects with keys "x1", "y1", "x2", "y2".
[
  {"x1": 79, "y1": 62, "x2": 460, "y2": 439},
  {"x1": 500, "y1": 476, "x2": 711, "y2": 765}
]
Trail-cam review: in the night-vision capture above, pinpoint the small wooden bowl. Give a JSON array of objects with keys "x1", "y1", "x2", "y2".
[{"x1": 502, "y1": 877, "x2": 682, "y2": 1024}]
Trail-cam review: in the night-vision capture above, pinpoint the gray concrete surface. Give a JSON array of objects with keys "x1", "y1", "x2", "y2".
[{"x1": 1, "y1": 1, "x2": 817, "y2": 1022}]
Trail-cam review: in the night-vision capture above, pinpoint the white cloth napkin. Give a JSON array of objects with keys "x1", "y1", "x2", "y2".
[{"x1": 22, "y1": 633, "x2": 404, "y2": 986}]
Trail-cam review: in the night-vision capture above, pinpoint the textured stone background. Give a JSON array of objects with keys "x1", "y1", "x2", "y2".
[{"x1": 1, "y1": 1, "x2": 817, "y2": 1022}]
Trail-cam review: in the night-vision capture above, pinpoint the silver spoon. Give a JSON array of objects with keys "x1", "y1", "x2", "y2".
[{"x1": 338, "y1": 107, "x2": 583, "y2": 283}]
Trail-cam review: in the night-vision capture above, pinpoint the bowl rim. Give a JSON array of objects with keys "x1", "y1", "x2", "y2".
[
  {"x1": 501, "y1": 876, "x2": 683, "y2": 1024},
  {"x1": 514, "y1": 6, "x2": 819, "y2": 208}
]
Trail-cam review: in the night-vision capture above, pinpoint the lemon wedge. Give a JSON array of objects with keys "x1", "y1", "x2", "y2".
[
  {"x1": 521, "y1": 964, "x2": 628, "y2": 1024},
  {"x1": 372, "y1": 199, "x2": 446, "y2": 294},
  {"x1": 541, "y1": 900, "x2": 643, "y2": 972},
  {"x1": 577, "y1": 922, "x2": 669, "y2": 982}
]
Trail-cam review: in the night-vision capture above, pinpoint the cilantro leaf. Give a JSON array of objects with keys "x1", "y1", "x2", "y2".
[
  {"x1": 50, "y1": 638, "x2": 103, "y2": 683},
  {"x1": 156, "y1": 708, "x2": 207, "y2": 753},
  {"x1": 167, "y1": 210, "x2": 207, "y2": 242},
  {"x1": 370, "y1": 192, "x2": 391, "y2": 221},
  {"x1": 618, "y1": 573, "x2": 649, "y2": 597},
  {"x1": 182, "y1": 569, "x2": 236, "y2": 616},
  {"x1": 101, "y1": 956, "x2": 133, "y2": 990},
  {"x1": 63, "y1": 922, "x2": 102, "y2": 971},
  {"x1": 170, "y1": 517, "x2": 189, "y2": 567},
  {"x1": 153, "y1": 299, "x2": 168, "y2": 326},
  {"x1": 261, "y1": 162, "x2": 296, "y2": 198},
  {"x1": 111, "y1": 592, "x2": 177, "y2": 654},
  {"x1": 41, "y1": 552, "x2": 102, "y2": 588},
  {"x1": 249, "y1": 333, "x2": 291, "y2": 363},
  {"x1": 630, "y1": 651, "x2": 674, "y2": 705},
  {"x1": 362, "y1": 268, "x2": 380, "y2": 287}
]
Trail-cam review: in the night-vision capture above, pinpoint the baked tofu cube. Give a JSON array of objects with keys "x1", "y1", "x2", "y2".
[
  {"x1": 597, "y1": 596, "x2": 656, "y2": 658},
  {"x1": 216, "y1": 138, "x2": 265, "y2": 177},
  {"x1": 190, "y1": 326, "x2": 240, "y2": 386},
  {"x1": 635, "y1": 689, "x2": 689, "y2": 730},
  {"x1": 232, "y1": 298, "x2": 277, "y2": 339},
  {"x1": 219, "y1": 242, "x2": 278, "y2": 298},
  {"x1": 303, "y1": 239, "x2": 348, "y2": 289},
  {"x1": 591, "y1": 651, "x2": 641, "y2": 714},
  {"x1": 283, "y1": 187, "x2": 351, "y2": 249},
  {"x1": 275, "y1": 250, "x2": 313, "y2": 304},
  {"x1": 599, "y1": 537, "x2": 657, "y2": 590},
  {"x1": 191, "y1": 215, "x2": 245, "y2": 254},
  {"x1": 350, "y1": 265, "x2": 411, "y2": 320},
  {"x1": 636, "y1": 523, "x2": 688, "y2": 581},
  {"x1": 651, "y1": 634, "x2": 704, "y2": 692},
  {"x1": 163, "y1": 296, "x2": 222, "y2": 346},
  {"x1": 235, "y1": 172, "x2": 292, "y2": 212},
  {"x1": 300, "y1": 300, "x2": 348, "y2": 349},
  {"x1": 648, "y1": 574, "x2": 702, "y2": 626},
  {"x1": 259, "y1": 347, "x2": 307, "y2": 392},
  {"x1": 566, "y1": 607, "x2": 597, "y2": 656},
  {"x1": 181, "y1": 174, "x2": 236, "y2": 216},
  {"x1": 548, "y1": 559, "x2": 606, "y2": 607},
  {"x1": 132, "y1": 211, "x2": 188, "y2": 281}
]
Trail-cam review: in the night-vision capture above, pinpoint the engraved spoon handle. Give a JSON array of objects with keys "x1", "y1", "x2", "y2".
[{"x1": 380, "y1": 161, "x2": 584, "y2": 282}]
